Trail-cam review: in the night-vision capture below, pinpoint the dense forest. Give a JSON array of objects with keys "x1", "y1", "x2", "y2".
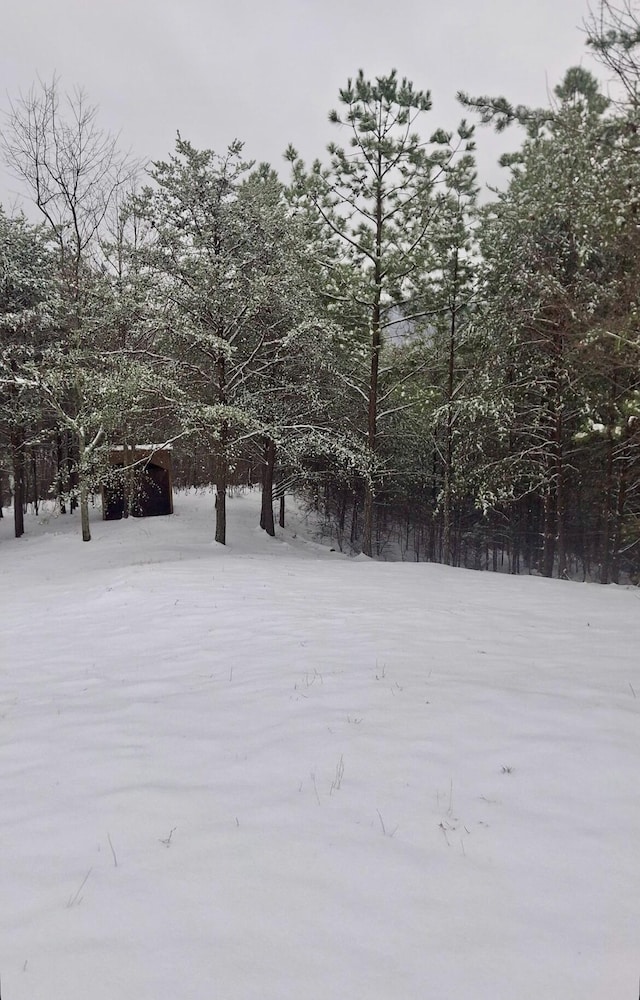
[{"x1": 1, "y1": 0, "x2": 639, "y2": 581}]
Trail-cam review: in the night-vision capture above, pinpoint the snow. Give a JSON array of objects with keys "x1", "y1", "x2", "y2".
[{"x1": 1, "y1": 490, "x2": 639, "y2": 1000}]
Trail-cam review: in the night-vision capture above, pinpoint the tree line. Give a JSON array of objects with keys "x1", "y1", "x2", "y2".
[{"x1": 1, "y1": 0, "x2": 638, "y2": 581}]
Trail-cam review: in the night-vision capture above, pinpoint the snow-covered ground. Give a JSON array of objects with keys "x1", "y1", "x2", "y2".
[{"x1": 1, "y1": 490, "x2": 639, "y2": 1000}]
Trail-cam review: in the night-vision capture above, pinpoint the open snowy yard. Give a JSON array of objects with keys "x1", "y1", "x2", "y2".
[{"x1": 1, "y1": 490, "x2": 639, "y2": 1000}]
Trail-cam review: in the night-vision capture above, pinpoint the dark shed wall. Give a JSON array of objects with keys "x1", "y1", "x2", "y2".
[{"x1": 102, "y1": 448, "x2": 173, "y2": 520}]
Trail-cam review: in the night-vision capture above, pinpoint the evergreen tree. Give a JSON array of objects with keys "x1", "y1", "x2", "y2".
[
  {"x1": 139, "y1": 140, "x2": 327, "y2": 543},
  {"x1": 0, "y1": 209, "x2": 58, "y2": 537},
  {"x1": 287, "y1": 70, "x2": 474, "y2": 555},
  {"x1": 470, "y1": 68, "x2": 640, "y2": 578},
  {"x1": 414, "y1": 152, "x2": 479, "y2": 564}
]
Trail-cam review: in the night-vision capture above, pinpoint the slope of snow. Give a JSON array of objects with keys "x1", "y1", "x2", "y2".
[{"x1": 1, "y1": 490, "x2": 639, "y2": 1000}]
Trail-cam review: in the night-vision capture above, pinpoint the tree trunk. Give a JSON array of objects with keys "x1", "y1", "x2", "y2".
[
  {"x1": 442, "y1": 467, "x2": 453, "y2": 565},
  {"x1": 336, "y1": 487, "x2": 348, "y2": 551},
  {"x1": 68, "y1": 430, "x2": 79, "y2": 512},
  {"x1": 350, "y1": 495, "x2": 358, "y2": 545},
  {"x1": 443, "y1": 257, "x2": 460, "y2": 566},
  {"x1": 56, "y1": 432, "x2": 67, "y2": 513},
  {"x1": 215, "y1": 473, "x2": 227, "y2": 544},
  {"x1": 11, "y1": 427, "x2": 26, "y2": 538},
  {"x1": 279, "y1": 493, "x2": 285, "y2": 529},
  {"x1": 80, "y1": 475, "x2": 91, "y2": 541},
  {"x1": 362, "y1": 481, "x2": 375, "y2": 556},
  {"x1": 362, "y1": 154, "x2": 384, "y2": 559},
  {"x1": 542, "y1": 486, "x2": 556, "y2": 577},
  {"x1": 261, "y1": 438, "x2": 276, "y2": 536},
  {"x1": 215, "y1": 422, "x2": 229, "y2": 545},
  {"x1": 30, "y1": 448, "x2": 39, "y2": 515},
  {"x1": 601, "y1": 427, "x2": 615, "y2": 584},
  {"x1": 77, "y1": 431, "x2": 91, "y2": 542},
  {"x1": 510, "y1": 504, "x2": 521, "y2": 575},
  {"x1": 215, "y1": 351, "x2": 228, "y2": 545},
  {"x1": 555, "y1": 409, "x2": 567, "y2": 579},
  {"x1": 122, "y1": 441, "x2": 131, "y2": 519},
  {"x1": 611, "y1": 430, "x2": 631, "y2": 585}
]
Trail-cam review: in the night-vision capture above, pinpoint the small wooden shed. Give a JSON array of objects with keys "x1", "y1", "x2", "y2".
[{"x1": 102, "y1": 445, "x2": 174, "y2": 520}]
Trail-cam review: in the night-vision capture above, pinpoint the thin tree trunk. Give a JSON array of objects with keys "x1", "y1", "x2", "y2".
[
  {"x1": 215, "y1": 351, "x2": 228, "y2": 545},
  {"x1": 261, "y1": 438, "x2": 276, "y2": 536},
  {"x1": 555, "y1": 412, "x2": 567, "y2": 579},
  {"x1": 77, "y1": 431, "x2": 91, "y2": 542},
  {"x1": 362, "y1": 482, "x2": 375, "y2": 556},
  {"x1": 30, "y1": 448, "x2": 39, "y2": 515},
  {"x1": 215, "y1": 470, "x2": 227, "y2": 544},
  {"x1": 336, "y1": 486, "x2": 348, "y2": 552},
  {"x1": 11, "y1": 427, "x2": 25, "y2": 538},
  {"x1": 80, "y1": 475, "x2": 91, "y2": 541},
  {"x1": 279, "y1": 493, "x2": 285, "y2": 529},
  {"x1": 601, "y1": 428, "x2": 615, "y2": 584},
  {"x1": 215, "y1": 423, "x2": 229, "y2": 545},
  {"x1": 362, "y1": 150, "x2": 384, "y2": 559},
  {"x1": 67, "y1": 430, "x2": 79, "y2": 512},
  {"x1": 56, "y1": 432, "x2": 67, "y2": 513},
  {"x1": 122, "y1": 441, "x2": 131, "y2": 519},
  {"x1": 510, "y1": 505, "x2": 521, "y2": 575},
  {"x1": 611, "y1": 435, "x2": 630, "y2": 585},
  {"x1": 443, "y1": 257, "x2": 460, "y2": 566},
  {"x1": 442, "y1": 464, "x2": 453, "y2": 564},
  {"x1": 542, "y1": 485, "x2": 556, "y2": 578},
  {"x1": 350, "y1": 495, "x2": 358, "y2": 545}
]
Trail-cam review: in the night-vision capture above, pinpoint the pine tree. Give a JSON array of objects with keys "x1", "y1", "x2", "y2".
[
  {"x1": 470, "y1": 68, "x2": 640, "y2": 578},
  {"x1": 0, "y1": 209, "x2": 58, "y2": 537},
  {"x1": 414, "y1": 152, "x2": 479, "y2": 564},
  {"x1": 139, "y1": 140, "x2": 327, "y2": 543},
  {"x1": 287, "y1": 70, "x2": 475, "y2": 555}
]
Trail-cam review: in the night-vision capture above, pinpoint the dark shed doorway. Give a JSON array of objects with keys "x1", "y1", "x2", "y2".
[{"x1": 102, "y1": 447, "x2": 173, "y2": 520}]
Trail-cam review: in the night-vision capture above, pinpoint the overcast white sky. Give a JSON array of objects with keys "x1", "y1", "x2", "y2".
[{"x1": 1, "y1": 0, "x2": 601, "y2": 209}]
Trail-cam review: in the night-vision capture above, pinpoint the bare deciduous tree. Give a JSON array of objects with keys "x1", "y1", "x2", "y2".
[{"x1": 1, "y1": 77, "x2": 137, "y2": 541}]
